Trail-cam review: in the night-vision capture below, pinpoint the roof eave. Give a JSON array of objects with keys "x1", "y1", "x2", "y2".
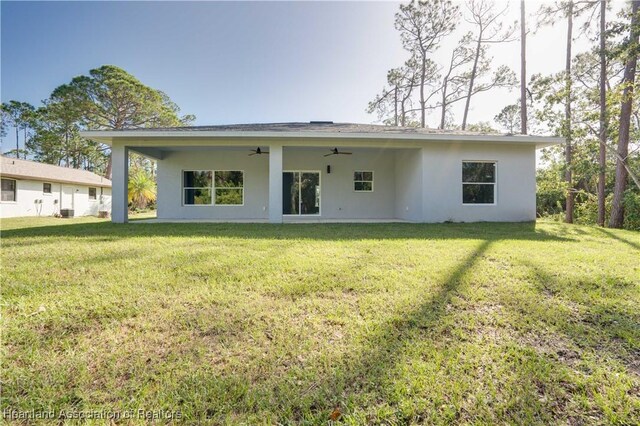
[
  {"x1": 81, "y1": 130, "x2": 564, "y2": 147},
  {"x1": 1, "y1": 173, "x2": 112, "y2": 187}
]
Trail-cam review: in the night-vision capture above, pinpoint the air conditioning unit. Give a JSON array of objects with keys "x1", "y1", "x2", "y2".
[{"x1": 60, "y1": 209, "x2": 74, "y2": 218}]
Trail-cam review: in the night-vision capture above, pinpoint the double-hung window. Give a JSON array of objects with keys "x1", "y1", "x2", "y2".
[
  {"x1": 183, "y1": 170, "x2": 244, "y2": 205},
  {"x1": 1, "y1": 178, "x2": 16, "y2": 202},
  {"x1": 183, "y1": 171, "x2": 213, "y2": 205},
  {"x1": 462, "y1": 161, "x2": 496, "y2": 204},
  {"x1": 89, "y1": 187, "x2": 97, "y2": 200},
  {"x1": 43, "y1": 183, "x2": 52, "y2": 194},
  {"x1": 354, "y1": 171, "x2": 373, "y2": 192}
]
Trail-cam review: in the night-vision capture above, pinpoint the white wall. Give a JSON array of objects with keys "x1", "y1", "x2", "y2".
[
  {"x1": 157, "y1": 149, "x2": 270, "y2": 220},
  {"x1": 156, "y1": 147, "x2": 397, "y2": 220},
  {"x1": 0, "y1": 178, "x2": 111, "y2": 218},
  {"x1": 283, "y1": 148, "x2": 396, "y2": 219},
  {"x1": 153, "y1": 142, "x2": 536, "y2": 223},
  {"x1": 422, "y1": 143, "x2": 536, "y2": 222},
  {"x1": 394, "y1": 149, "x2": 423, "y2": 222}
]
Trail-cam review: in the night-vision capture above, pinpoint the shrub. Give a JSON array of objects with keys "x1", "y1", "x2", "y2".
[{"x1": 623, "y1": 190, "x2": 640, "y2": 230}]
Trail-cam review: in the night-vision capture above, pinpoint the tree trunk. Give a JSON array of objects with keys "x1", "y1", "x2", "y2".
[
  {"x1": 564, "y1": 2, "x2": 574, "y2": 224},
  {"x1": 440, "y1": 77, "x2": 449, "y2": 129},
  {"x1": 419, "y1": 56, "x2": 426, "y2": 128},
  {"x1": 520, "y1": 0, "x2": 528, "y2": 135},
  {"x1": 609, "y1": 0, "x2": 639, "y2": 228},
  {"x1": 15, "y1": 127, "x2": 19, "y2": 159},
  {"x1": 597, "y1": 0, "x2": 607, "y2": 226},
  {"x1": 65, "y1": 131, "x2": 70, "y2": 168},
  {"x1": 105, "y1": 153, "x2": 113, "y2": 180},
  {"x1": 462, "y1": 36, "x2": 482, "y2": 130},
  {"x1": 394, "y1": 86, "x2": 399, "y2": 126}
]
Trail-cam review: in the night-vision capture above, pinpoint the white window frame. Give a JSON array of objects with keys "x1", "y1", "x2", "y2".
[
  {"x1": 181, "y1": 170, "x2": 245, "y2": 206},
  {"x1": 88, "y1": 187, "x2": 97, "y2": 201},
  {"x1": 213, "y1": 170, "x2": 245, "y2": 206},
  {"x1": 461, "y1": 160, "x2": 497, "y2": 206},
  {"x1": 283, "y1": 170, "x2": 322, "y2": 216},
  {"x1": 182, "y1": 170, "x2": 213, "y2": 206},
  {"x1": 1, "y1": 178, "x2": 17, "y2": 203},
  {"x1": 43, "y1": 182, "x2": 53, "y2": 195},
  {"x1": 353, "y1": 170, "x2": 374, "y2": 192}
]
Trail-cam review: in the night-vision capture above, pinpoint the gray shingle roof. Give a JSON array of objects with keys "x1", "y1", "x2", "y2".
[
  {"x1": 109, "y1": 122, "x2": 507, "y2": 136},
  {"x1": 1, "y1": 156, "x2": 112, "y2": 187}
]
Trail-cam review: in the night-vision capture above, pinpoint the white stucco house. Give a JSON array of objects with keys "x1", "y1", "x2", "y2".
[
  {"x1": 82, "y1": 122, "x2": 561, "y2": 224},
  {"x1": 0, "y1": 156, "x2": 112, "y2": 218}
]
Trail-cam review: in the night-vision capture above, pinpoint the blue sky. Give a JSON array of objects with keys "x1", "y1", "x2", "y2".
[
  {"x1": 2, "y1": 1, "x2": 404, "y2": 125},
  {"x1": 2, "y1": 1, "x2": 593, "y2": 153}
]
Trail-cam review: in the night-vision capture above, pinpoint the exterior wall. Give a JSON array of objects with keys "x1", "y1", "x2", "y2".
[
  {"x1": 0, "y1": 178, "x2": 111, "y2": 218},
  {"x1": 156, "y1": 147, "x2": 397, "y2": 220},
  {"x1": 394, "y1": 149, "x2": 423, "y2": 222},
  {"x1": 422, "y1": 143, "x2": 536, "y2": 222},
  {"x1": 152, "y1": 141, "x2": 537, "y2": 223},
  {"x1": 283, "y1": 148, "x2": 396, "y2": 220},
  {"x1": 157, "y1": 150, "x2": 270, "y2": 220}
]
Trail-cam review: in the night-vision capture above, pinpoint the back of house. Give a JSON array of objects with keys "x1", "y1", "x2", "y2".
[{"x1": 83, "y1": 122, "x2": 562, "y2": 224}]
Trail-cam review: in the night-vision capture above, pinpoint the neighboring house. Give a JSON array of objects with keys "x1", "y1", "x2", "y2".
[
  {"x1": 0, "y1": 156, "x2": 112, "y2": 218},
  {"x1": 82, "y1": 122, "x2": 562, "y2": 224}
]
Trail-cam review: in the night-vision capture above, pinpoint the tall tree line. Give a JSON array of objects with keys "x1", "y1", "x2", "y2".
[
  {"x1": 1, "y1": 65, "x2": 194, "y2": 178},
  {"x1": 368, "y1": 0, "x2": 517, "y2": 130},
  {"x1": 368, "y1": 0, "x2": 640, "y2": 230}
]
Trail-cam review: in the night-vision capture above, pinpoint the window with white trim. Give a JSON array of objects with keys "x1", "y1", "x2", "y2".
[
  {"x1": 182, "y1": 170, "x2": 244, "y2": 205},
  {"x1": 183, "y1": 171, "x2": 213, "y2": 205},
  {"x1": 354, "y1": 171, "x2": 373, "y2": 192},
  {"x1": 214, "y1": 171, "x2": 244, "y2": 205},
  {"x1": 1, "y1": 178, "x2": 16, "y2": 202},
  {"x1": 462, "y1": 161, "x2": 496, "y2": 204},
  {"x1": 43, "y1": 183, "x2": 52, "y2": 194},
  {"x1": 89, "y1": 187, "x2": 97, "y2": 200}
]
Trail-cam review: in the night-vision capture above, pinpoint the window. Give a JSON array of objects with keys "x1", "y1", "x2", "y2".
[
  {"x1": 183, "y1": 171, "x2": 212, "y2": 205},
  {"x1": 354, "y1": 171, "x2": 373, "y2": 192},
  {"x1": 89, "y1": 187, "x2": 97, "y2": 200},
  {"x1": 182, "y1": 170, "x2": 244, "y2": 205},
  {"x1": 462, "y1": 161, "x2": 496, "y2": 204},
  {"x1": 214, "y1": 171, "x2": 244, "y2": 205},
  {"x1": 43, "y1": 183, "x2": 52, "y2": 194},
  {"x1": 1, "y1": 178, "x2": 16, "y2": 202}
]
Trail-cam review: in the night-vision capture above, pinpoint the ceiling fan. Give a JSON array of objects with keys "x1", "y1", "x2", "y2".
[
  {"x1": 249, "y1": 147, "x2": 269, "y2": 156},
  {"x1": 324, "y1": 147, "x2": 352, "y2": 157}
]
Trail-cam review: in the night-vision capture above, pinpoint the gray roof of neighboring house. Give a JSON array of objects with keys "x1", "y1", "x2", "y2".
[{"x1": 0, "y1": 156, "x2": 112, "y2": 188}]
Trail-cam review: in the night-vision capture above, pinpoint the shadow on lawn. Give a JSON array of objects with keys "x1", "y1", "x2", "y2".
[
  {"x1": 518, "y1": 260, "x2": 640, "y2": 379},
  {"x1": 1, "y1": 220, "x2": 574, "y2": 243},
  {"x1": 594, "y1": 227, "x2": 640, "y2": 251},
  {"x1": 172, "y1": 240, "x2": 496, "y2": 423}
]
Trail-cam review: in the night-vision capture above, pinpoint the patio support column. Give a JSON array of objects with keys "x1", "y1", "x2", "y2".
[
  {"x1": 111, "y1": 144, "x2": 129, "y2": 223},
  {"x1": 268, "y1": 144, "x2": 283, "y2": 223}
]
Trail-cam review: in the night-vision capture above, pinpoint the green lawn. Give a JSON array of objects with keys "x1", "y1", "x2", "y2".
[{"x1": 1, "y1": 218, "x2": 638, "y2": 424}]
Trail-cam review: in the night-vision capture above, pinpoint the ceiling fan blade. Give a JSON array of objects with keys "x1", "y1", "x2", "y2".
[
  {"x1": 340, "y1": 152, "x2": 353, "y2": 155},
  {"x1": 323, "y1": 153, "x2": 334, "y2": 157},
  {"x1": 248, "y1": 152, "x2": 256, "y2": 156},
  {"x1": 262, "y1": 151, "x2": 270, "y2": 155}
]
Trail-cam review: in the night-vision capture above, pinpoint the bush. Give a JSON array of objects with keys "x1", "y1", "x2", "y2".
[
  {"x1": 536, "y1": 168, "x2": 566, "y2": 217},
  {"x1": 623, "y1": 191, "x2": 640, "y2": 230}
]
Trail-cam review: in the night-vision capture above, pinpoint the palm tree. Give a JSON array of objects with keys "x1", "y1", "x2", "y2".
[{"x1": 128, "y1": 168, "x2": 156, "y2": 210}]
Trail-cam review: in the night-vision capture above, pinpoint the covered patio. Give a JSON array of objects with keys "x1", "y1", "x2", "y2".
[{"x1": 82, "y1": 122, "x2": 560, "y2": 224}]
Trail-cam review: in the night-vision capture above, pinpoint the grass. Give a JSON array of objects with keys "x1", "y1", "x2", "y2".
[{"x1": 1, "y1": 217, "x2": 638, "y2": 425}]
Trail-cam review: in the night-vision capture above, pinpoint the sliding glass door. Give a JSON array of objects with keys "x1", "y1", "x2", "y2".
[{"x1": 283, "y1": 171, "x2": 320, "y2": 215}]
